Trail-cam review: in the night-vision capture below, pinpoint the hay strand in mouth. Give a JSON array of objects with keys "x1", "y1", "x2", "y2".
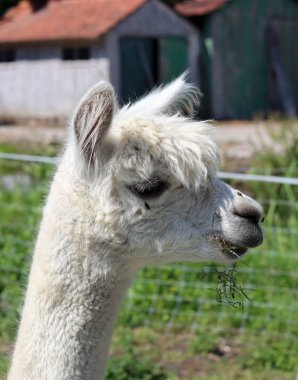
[{"x1": 210, "y1": 263, "x2": 254, "y2": 309}]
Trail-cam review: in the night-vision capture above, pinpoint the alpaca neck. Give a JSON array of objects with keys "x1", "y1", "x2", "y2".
[
  {"x1": 8, "y1": 189, "x2": 135, "y2": 380},
  {"x1": 9, "y1": 260, "x2": 132, "y2": 380}
]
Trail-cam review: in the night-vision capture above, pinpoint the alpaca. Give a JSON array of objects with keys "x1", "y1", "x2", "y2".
[{"x1": 8, "y1": 75, "x2": 263, "y2": 380}]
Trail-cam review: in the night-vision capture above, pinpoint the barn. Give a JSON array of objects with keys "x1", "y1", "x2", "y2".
[
  {"x1": 176, "y1": 0, "x2": 298, "y2": 119},
  {"x1": 0, "y1": 0, "x2": 199, "y2": 119}
]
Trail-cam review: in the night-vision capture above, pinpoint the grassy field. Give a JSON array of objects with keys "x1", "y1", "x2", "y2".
[{"x1": 0, "y1": 122, "x2": 297, "y2": 379}]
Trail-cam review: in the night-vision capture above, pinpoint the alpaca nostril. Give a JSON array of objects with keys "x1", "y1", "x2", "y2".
[
  {"x1": 233, "y1": 198, "x2": 263, "y2": 224},
  {"x1": 236, "y1": 210, "x2": 259, "y2": 223}
]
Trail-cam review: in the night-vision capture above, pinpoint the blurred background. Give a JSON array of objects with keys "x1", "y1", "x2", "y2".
[{"x1": 0, "y1": 0, "x2": 297, "y2": 379}]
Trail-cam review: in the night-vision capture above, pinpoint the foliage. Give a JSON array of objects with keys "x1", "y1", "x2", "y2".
[
  {"x1": 106, "y1": 337, "x2": 167, "y2": 380},
  {"x1": 0, "y1": 162, "x2": 53, "y2": 342},
  {"x1": 190, "y1": 331, "x2": 218, "y2": 355},
  {"x1": 248, "y1": 121, "x2": 298, "y2": 221},
  {"x1": 0, "y1": 354, "x2": 9, "y2": 376},
  {"x1": 251, "y1": 120, "x2": 298, "y2": 176},
  {"x1": 106, "y1": 356, "x2": 167, "y2": 380},
  {"x1": 243, "y1": 336, "x2": 298, "y2": 372}
]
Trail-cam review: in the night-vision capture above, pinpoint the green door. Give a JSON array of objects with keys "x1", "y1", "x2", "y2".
[
  {"x1": 273, "y1": 20, "x2": 298, "y2": 112},
  {"x1": 120, "y1": 37, "x2": 158, "y2": 103},
  {"x1": 160, "y1": 37, "x2": 188, "y2": 83},
  {"x1": 120, "y1": 36, "x2": 188, "y2": 104}
]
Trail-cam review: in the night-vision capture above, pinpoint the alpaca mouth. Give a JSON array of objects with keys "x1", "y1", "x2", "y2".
[{"x1": 209, "y1": 234, "x2": 248, "y2": 260}]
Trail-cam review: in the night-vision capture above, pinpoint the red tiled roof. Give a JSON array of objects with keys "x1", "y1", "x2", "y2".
[
  {"x1": 176, "y1": 0, "x2": 229, "y2": 16},
  {"x1": 0, "y1": 0, "x2": 147, "y2": 45},
  {"x1": 0, "y1": 0, "x2": 32, "y2": 26}
]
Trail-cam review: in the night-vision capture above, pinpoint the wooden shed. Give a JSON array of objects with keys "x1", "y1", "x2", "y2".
[
  {"x1": 177, "y1": 0, "x2": 298, "y2": 119},
  {"x1": 0, "y1": 0, "x2": 199, "y2": 118}
]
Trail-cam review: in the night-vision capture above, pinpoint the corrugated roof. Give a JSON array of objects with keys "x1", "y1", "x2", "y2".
[
  {"x1": 176, "y1": 0, "x2": 229, "y2": 17},
  {"x1": 0, "y1": 0, "x2": 147, "y2": 45}
]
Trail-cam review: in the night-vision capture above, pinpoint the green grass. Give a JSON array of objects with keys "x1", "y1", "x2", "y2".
[{"x1": 0, "y1": 122, "x2": 298, "y2": 379}]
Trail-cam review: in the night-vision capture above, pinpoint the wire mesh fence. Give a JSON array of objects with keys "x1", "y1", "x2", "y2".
[{"x1": 0, "y1": 154, "x2": 298, "y2": 371}]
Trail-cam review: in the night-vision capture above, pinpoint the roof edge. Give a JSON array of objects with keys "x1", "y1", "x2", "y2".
[{"x1": 176, "y1": 0, "x2": 230, "y2": 17}]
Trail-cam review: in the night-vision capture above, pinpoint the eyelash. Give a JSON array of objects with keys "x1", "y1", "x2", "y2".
[{"x1": 128, "y1": 177, "x2": 168, "y2": 200}]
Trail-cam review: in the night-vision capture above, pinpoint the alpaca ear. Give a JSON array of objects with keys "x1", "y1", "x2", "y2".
[
  {"x1": 120, "y1": 73, "x2": 200, "y2": 118},
  {"x1": 73, "y1": 82, "x2": 116, "y2": 162}
]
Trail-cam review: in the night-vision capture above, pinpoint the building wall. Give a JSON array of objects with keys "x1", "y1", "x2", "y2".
[
  {"x1": 203, "y1": 0, "x2": 298, "y2": 119},
  {"x1": 106, "y1": 0, "x2": 200, "y2": 96},
  {"x1": 0, "y1": 44, "x2": 109, "y2": 118},
  {"x1": 0, "y1": 0, "x2": 199, "y2": 118}
]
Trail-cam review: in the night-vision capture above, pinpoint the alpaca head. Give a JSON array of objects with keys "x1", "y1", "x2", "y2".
[{"x1": 64, "y1": 76, "x2": 263, "y2": 270}]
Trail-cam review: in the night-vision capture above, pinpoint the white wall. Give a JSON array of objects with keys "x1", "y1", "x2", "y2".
[{"x1": 0, "y1": 44, "x2": 109, "y2": 118}]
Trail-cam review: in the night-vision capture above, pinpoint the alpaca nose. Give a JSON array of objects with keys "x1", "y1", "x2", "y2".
[{"x1": 232, "y1": 191, "x2": 263, "y2": 224}]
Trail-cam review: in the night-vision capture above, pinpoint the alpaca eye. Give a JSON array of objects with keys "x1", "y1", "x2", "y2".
[{"x1": 128, "y1": 177, "x2": 168, "y2": 200}]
